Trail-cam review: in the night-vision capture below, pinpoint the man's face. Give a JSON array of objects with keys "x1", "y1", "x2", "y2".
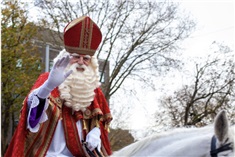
[
  {"x1": 69, "y1": 53, "x2": 91, "y2": 71},
  {"x1": 59, "y1": 52, "x2": 98, "y2": 111}
]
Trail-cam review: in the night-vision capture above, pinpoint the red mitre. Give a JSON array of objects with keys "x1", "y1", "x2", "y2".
[{"x1": 64, "y1": 16, "x2": 102, "y2": 56}]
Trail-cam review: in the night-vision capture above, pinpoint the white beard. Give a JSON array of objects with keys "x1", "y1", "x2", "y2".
[{"x1": 58, "y1": 63, "x2": 100, "y2": 112}]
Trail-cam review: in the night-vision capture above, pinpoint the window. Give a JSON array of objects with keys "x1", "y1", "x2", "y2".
[
  {"x1": 99, "y1": 71, "x2": 105, "y2": 83},
  {"x1": 49, "y1": 60, "x2": 54, "y2": 71},
  {"x1": 16, "y1": 59, "x2": 22, "y2": 68}
]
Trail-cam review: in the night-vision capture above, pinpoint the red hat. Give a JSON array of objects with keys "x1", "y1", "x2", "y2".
[{"x1": 63, "y1": 16, "x2": 102, "y2": 56}]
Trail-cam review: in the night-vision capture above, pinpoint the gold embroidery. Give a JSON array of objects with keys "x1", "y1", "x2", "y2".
[{"x1": 83, "y1": 109, "x2": 91, "y2": 119}]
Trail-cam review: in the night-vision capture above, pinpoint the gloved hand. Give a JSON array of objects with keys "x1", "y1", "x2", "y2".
[
  {"x1": 86, "y1": 127, "x2": 101, "y2": 151},
  {"x1": 37, "y1": 55, "x2": 73, "y2": 98}
]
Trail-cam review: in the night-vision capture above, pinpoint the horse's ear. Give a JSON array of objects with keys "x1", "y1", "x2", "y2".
[{"x1": 214, "y1": 110, "x2": 229, "y2": 143}]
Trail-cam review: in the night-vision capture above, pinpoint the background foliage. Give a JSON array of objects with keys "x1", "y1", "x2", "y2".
[{"x1": 1, "y1": 1, "x2": 43, "y2": 154}]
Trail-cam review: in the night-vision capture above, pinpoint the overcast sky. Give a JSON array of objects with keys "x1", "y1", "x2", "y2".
[
  {"x1": 180, "y1": 0, "x2": 234, "y2": 57},
  {"x1": 120, "y1": 0, "x2": 234, "y2": 139}
]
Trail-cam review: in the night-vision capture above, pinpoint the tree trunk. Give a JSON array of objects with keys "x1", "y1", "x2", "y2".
[{"x1": 2, "y1": 107, "x2": 10, "y2": 156}]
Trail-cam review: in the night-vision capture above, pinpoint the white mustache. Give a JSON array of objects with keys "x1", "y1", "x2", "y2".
[
  {"x1": 76, "y1": 64, "x2": 86, "y2": 69},
  {"x1": 69, "y1": 63, "x2": 87, "y2": 71}
]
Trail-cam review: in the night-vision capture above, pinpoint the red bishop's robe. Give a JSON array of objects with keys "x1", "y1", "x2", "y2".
[{"x1": 4, "y1": 72, "x2": 113, "y2": 157}]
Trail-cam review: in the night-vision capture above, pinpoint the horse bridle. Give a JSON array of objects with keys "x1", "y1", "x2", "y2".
[{"x1": 210, "y1": 135, "x2": 233, "y2": 157}]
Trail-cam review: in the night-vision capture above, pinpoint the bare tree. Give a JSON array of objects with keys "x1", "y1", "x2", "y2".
[
  {"x1": 33, "y1": 0, "x2": 196, "y2": 100},
  {"x1": 160, "y1": 42, "x2": 235, "y2": 127}
]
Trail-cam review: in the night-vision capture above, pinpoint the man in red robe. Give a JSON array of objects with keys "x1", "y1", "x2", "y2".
[{"x1": 5, "y1": 16, "x2": 112, "y2": 157}]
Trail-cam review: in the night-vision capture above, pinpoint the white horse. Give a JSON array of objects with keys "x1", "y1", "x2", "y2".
[{"x1": 112, "y1": 110, "x2": 234, "y2": 157}]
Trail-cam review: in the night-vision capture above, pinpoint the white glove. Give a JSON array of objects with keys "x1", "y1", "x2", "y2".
[
  {"x1": 86, "y1": 127, "x2": 101, "y2": 151},
  {"x1": 37, "y1": 55, "x2": 72, "y2": 98}
]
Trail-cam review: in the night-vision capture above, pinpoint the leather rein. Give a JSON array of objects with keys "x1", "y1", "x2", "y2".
[
  {"x1": 82, "y1": 140, "x2": 102, "y2": 157},
  {"x1": 210, "y1": 135, "x2": 233, "y2": 157}
]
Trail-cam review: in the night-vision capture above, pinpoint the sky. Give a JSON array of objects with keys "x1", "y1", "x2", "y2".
[
  {"x1": 115, "y1": 0, "x2": 235, "y2": 139},
  {"x1": 180, "y1": 0, "x2": 234, "y2": 57}
]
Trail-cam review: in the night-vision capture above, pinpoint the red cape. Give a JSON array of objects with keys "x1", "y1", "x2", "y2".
[{"x1": 5, "y1": 72, "x2": 112, "y2": 157}]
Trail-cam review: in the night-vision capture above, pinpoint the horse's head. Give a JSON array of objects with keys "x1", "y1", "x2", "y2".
[{"x1": 211, "y1": 110, "x2": 234, "y2": 157}]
